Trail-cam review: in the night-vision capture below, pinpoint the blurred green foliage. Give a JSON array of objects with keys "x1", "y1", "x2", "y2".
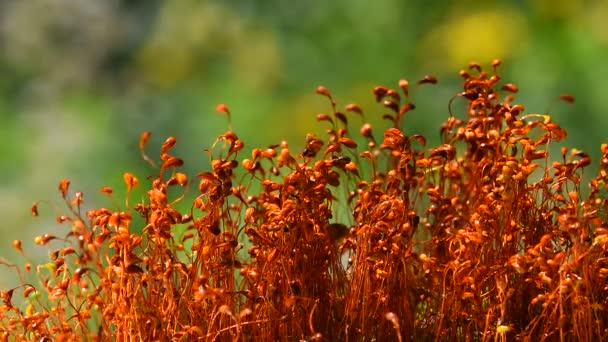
[{"x1": 1, "y1": 0, "x2": 607, "y2": 288}]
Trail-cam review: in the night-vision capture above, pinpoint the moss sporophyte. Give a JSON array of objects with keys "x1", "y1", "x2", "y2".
[{"x1": 2, "y1": 60, "x2": 608, "y2": 341}]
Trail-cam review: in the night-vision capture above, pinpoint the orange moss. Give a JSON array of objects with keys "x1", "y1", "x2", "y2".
[{"x1": 2, "y1": 61, "x2": 607, "y2": 341}]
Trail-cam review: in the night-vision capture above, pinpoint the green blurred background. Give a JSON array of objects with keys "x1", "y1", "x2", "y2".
[{"x1": 1, "y1": 0, "x2": 607, "y2": 288}]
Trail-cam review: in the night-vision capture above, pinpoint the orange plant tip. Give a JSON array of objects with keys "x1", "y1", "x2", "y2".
[
  {"x1": 31, "y1": 202, "x2": 39, "y2": 216},
  {"x1": 139, "y1": 131, "x2": 152, "y2": 149},
  {"x1": 123, "y1": 173, "x2": 139, "y2": 189},
  {"x1": 12, "y1": 240, "x2": 22, "y2": 253},
  {"x1": 161, "y1": 136, "x2": 177, "y2": 155},
  {"x1": 58, "y1": 178, "x2": 70, "y2": 197},
  {"x1": 34, "y1": 235, "x2": 44, "y2": 245},
  {"x1": 501, "y1": 83, "x2": 519, "y2": 93},
  {"x1": 100, "y1": 186, "x2": 113, "y2": 195},
  {"x1": 385, "y1": 312, "x2": 398, "y2": 322},
  {"x1": 315, "y1": 85, "x2": 330, "y2": 97},
  {"x1": 418, "y1": 75, "x2": 438, "y2": 85},
  {"x1": 215, "y1": 103, "x2": 230, "y2": 114},
  {"x1": 175, "y1": 172, "x2": 188, "y2": 186},
  {"x1": 559, "y1": 94, "x2": 575, "y2": 103},
  {"x1": 346, "y1": 103, "x2": 363, "y2": 114},
  {"x1": 373, "y1": 86, "x2": 389, "y2": 102},
  {"x1": 34, "y1": 234, "x2": 57, "y2": 245},
  {"x1": 398, "y1": 79, "x2": 409, "y2": 96}
]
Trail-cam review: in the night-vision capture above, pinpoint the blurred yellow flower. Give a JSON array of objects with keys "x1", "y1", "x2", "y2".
[
  {"x1": 136, "y1": 1, "x2": 245, "y2": 88},
  {"x1": 419, "y1": 8, "x2": 528, "y2": 71},
  {"x1": 231, "y1": 28, "x2": 283, "y2": 92}
]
